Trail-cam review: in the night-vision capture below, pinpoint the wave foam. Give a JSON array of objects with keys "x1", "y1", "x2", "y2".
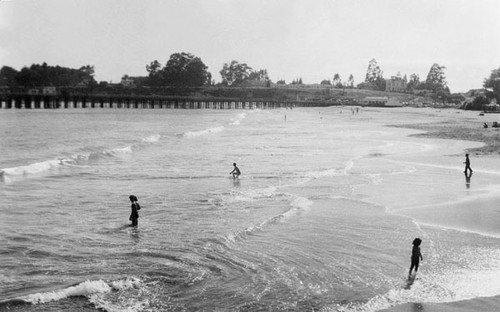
[
  {"x1": 334, "y1": 249, "x2": 500, "y2": 312},
  {"x1": 224, "y1": 193, "x2": 312, "y2": 244},
  {"x1": 1, "y1": 145, "x2": 133, "y2": 181},
  {"x1": 183, "y1": 126, "x2": 225, "y2": 138},
  {"x1": 1, "y1": 159, "x2": 65, "y2": 177},
  {"x1": 229, "y1": 113, "x2": 247, "y2": 125},
  {"x1": 19, "y1": 278, "x2": 142, "y2": 305},
  {"x1": 142, "y1": 134, "x2": 161, "y2": 143}
]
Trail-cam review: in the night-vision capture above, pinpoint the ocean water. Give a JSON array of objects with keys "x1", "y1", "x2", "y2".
[{"x1": 1, "y1": 107, "x2": 500, "y2": 312}]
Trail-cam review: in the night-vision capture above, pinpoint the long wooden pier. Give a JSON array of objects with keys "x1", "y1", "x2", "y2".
[{"x1": 0, "y1": 93, "x2": 336, "y2": 109}]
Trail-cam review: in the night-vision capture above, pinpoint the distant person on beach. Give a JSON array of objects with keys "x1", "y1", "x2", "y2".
[
  {"x1": 229, "y1": 163, "x2": 241, "y2": 179},
  {"x1": 409, "y1": 238, "x2": 423, "y2": 278},
  {"x1": 464, "y1": 154, "x2": 473, "y2": 175},
  {"x1": 129, "y1": 195, "x2": 141, "y2": 227}
]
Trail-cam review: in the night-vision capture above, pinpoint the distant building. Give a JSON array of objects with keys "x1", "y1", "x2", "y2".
[
  {"x1": 42, "y1": 87, "x2": 57, "y2": 95},
  {"x1": 27, "y1": 87, "x2": 57, "y2": 95},
  {"x1": 76, "y1": 77, "x2": 93, "y2": 87},
  {"x1": 271, "y1": 83, "x2": 331, "y2": 89},
  {"x1": 363, "y1": 97, "x2": 402, "y2": 107},
  {"x1": 385, "y1": 76, "x2": 407, "y2": 93},
  {"x1": 28, "y1": 89, "x2": 41, "y2": 95},
  {"x1": 364, "y1": 97, "x2": 388, "y2": 106},
  {"x1": 121, "y1": 76, "x2": 148, "y2": 87}
]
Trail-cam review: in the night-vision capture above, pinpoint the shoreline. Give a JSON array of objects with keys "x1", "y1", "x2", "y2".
[
  {"x1": 386, "y1": 107, "x2": 500, "y2": 157},
  {"x1": 378, "y1": 107, "x2": 500, "y2": 312}
]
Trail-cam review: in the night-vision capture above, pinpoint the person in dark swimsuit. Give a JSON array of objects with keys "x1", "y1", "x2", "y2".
[
  {"x1": 229, "y1": 163, "x2": 241, "y2": 179},
  {"x1": 129, "y1": 195, "x2": 140, "y2": 226},
  {"x1": 409, "y1": 238, "x2": 423, "y2": 278},
  {"x1": 464, "y1": 154, "x2": 473, "y2": 175}
]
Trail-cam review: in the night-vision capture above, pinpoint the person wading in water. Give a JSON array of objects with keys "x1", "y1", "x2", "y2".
[
  {"x1": 129, "y1": 195, "x2": 141, "y2": 227},
  {"x1": 229, "y1": 163, "x2": 241, "y2": 179},
  {"x1": 409, "y1": 238, "x2": 423, "y2": 279}
]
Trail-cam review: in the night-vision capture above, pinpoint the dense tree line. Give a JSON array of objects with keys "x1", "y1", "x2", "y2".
[
  {"x1": 484, "y1": 67, "x2": 500, "y2": 103},
  {"x1": 3, "y1": 54, "x2": 496, "y2": 110},
  {"x1": 145, "y1": 55, "x2": 272, "y2": 88},
  {"x1": 0, "y1": 63, "x2": 96, "y2": 88},
  {"x1": 464, "y1": 67, "x2": 500, "y2": 110},
  {"x1": 146, "y1": 52, "x2": 212, "y2": 88},
  {"x1": 362, "y1": 58, "x2": 386, "y2": 91},
  {"x1": 357, "y1": 59, "x2": 455, "y2": 102},
  {"x1": 219, "y1": 60, "x2": 270, "y2": 87},
  {"x1": 321, "y1": 73, "x2": 355, "y2": 88}
]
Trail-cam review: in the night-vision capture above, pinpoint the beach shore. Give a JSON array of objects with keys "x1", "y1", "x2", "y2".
[
  {"x1": 377, "y1": 107, "x2": 500, "y2": 312},
  {"x1": 378, "y1": 295, "x2": 500, "y2": 312},
  {"x1": 388, "y1": 108, "x2": 500, "y2": 157}
]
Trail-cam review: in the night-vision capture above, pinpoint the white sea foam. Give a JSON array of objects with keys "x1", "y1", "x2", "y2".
[
  {"x1": 220, "y1": 186, "x2": 279, "y2": 205},
  {"x1": 19, "y1": 278, "x2": 142, "y2": 305},
  {"x1": 1, "y1": 159, "x2": 63, "y2": 176},
  {"x1": 304, "y1": 159, "x2": 354, "y2": 180},
  {"x1": 106, "y1": 145, "x2": 133, "y2": 156},
  {"x1": 280, "y1": 195, "x2": 313, "y2": 220},
  {"x1": 333, "y1": 249, "x2": 500, "y2": 312},
  {"x1": 305, "y1": 168, "x2": 342, "y2": 179},
  {"x1": 183, "y1": 126, "x2": 225, "y2": 138},
  {"x1": 142, "y1": 134, "x2": 161, "y2": 143},
  {"x1": 229, "y1": 113, "x2": 247, "y2": 125},
  {"x1": 185, "y1": 114, "x2": 246, "y2": 141},
  {"x1": 1, "y1": 145, "x2": 133, "y2": 180},
  {"x1": 224, "y1": 194, "x2": 312, "y2": 245}
]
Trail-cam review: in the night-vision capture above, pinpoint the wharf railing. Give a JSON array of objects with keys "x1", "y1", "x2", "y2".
[{"x1": 0, "y1": 93, "x2": 337, "y2": 110}]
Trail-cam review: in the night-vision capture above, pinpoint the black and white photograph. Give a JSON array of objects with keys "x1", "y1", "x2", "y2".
[{"x1": 1, "y1": 1, "x2": 500, "y2": 311}]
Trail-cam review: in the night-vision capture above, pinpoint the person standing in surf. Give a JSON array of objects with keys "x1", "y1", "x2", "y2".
[
  {"x1": 129, "y1": 195, "x2": 141, "y2": 227},
  {"x1": 464, "y1": 154, "x2": 473, "y2": 175},
  {"x1": 409, "y1": 238, "x2": 423, "y2": 278},
  {"x1": 229, "y1": 163, "x2": 241, "y2": 179}
]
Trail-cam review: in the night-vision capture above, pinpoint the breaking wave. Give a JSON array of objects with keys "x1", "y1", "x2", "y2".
[
  {"x1": 142, "y1": 134, "x2": 161, "y2": 143},
  {"x1": 0, "y1": 278, "x2": 143, "y2": 309},
  {"x1": 182, "y1": 126, "x2": 225, "y2": 138},
  {"x1": 180, "y1": 112, "x2": 247, "y2": 138},
  {"x1": 0, "y1": 145, "x2": 133, "y2": 181}
]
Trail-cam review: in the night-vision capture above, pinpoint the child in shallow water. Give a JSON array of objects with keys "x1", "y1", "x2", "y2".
[
  {"x1": 409, "y1": 238, "x2": 423, "y2": 278},
  {"x1": 129, "y1": 195, "x2": 141, "y2": 227}
]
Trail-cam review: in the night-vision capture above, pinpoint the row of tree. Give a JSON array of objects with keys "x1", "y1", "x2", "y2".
[
  {"x1": 0, "y1": 55, "x2": 449, "y2": 93},
  {"x1": 464, "y1": 67, "x2": 500, "y2": 110},
  {"x1": 360, "y1": 58, "x2": 450, "y2": 94},
  {"x1": 320, "y1": 74, "x2": 355, "y2": 88},
  {"x1": 145, "y1": 54, "x2": 272, "y2": 88},
  {"x1": 0, "y1": 63, "x2": 96, "y2": 88},
  {"x1": 2, "y1": 54, "x2": 498, "y2": 109},
  {"x1": 145, "y1": 53, "x2": 211, "y2": 87}
]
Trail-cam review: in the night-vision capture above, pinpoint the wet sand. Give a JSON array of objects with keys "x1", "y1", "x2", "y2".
[
  {"x1": 388, "y1": 108, "x2": 500, "y2": 157},
  {"x1": 379, "y1": 296, "x2": 500, "y2": 312},
  {"x1": 376, "y1": 107, "x2": 500, "y2": 312}
]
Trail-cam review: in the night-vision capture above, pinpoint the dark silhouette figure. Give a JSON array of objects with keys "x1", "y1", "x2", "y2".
[
  {"x1": 465, "y1": 171, "x2": 473, "y2": 189},
  {"x1": 129, "y1": 195, "x2": 141, "y2": 227},
  {"x1": 229, "y1": 163, "x2": 241, "y2": 179},
  {"x1": 464, "y1": 154, "x2": 473, "y2": 175},
  {"x1": 409, "y1": 238, "x2": 423, "y2": 278}
]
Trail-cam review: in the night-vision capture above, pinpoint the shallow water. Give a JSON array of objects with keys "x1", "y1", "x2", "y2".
[{"x1": 1, "y1": 107, "x2": 500, "y2": 311}]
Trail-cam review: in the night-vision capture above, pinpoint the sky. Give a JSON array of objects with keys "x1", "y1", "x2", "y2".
[{"x1": 0, "y1": 0, "x2": 499, "y2": 93}]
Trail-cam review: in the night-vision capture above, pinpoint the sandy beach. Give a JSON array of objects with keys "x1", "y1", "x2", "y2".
[
  {"x1": 389, "y1": 108, "x2": 500, "y2": 157},
  {"x1": 374, "y1": 107, "x2": 500, "y2": 312}
]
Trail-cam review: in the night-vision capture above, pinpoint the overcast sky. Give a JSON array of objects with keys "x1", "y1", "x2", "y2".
[{"x1": 1, "y1": 0, "x2": 499, "y2": 92}]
